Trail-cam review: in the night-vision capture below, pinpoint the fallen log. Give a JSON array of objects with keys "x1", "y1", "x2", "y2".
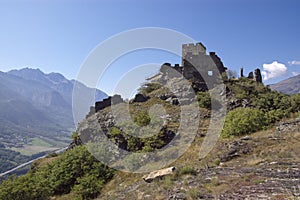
[{"x1": 142, "y1": 166, "x2": 176, "y2": 182}]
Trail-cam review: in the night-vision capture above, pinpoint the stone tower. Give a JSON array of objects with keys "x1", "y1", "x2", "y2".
[
  {"x1": 181, "y1": 43, "x2": 227, "y2": 89},
  {"x1": 182, "y1": 42, "x2": 206, "y2": 65}
]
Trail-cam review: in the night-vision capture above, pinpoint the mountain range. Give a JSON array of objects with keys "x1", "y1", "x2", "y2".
[
  {"x1": 270, "y1": 74, "x2": 300, "y2": 95},
  {"x1": 0, "y1": 68, "x2": 107, "y2": 150}
]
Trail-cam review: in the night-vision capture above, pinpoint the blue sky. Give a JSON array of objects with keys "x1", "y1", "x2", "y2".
[{"x1": 0, "y1": 0, "x2": 300, "y2": 97}]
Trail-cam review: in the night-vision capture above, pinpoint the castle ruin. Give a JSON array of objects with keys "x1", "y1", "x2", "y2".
[
  {"x1": 152, "y1": 42, "x2": 262, "y2": 89},
  {"x1": 240, "y1": 67, "x2": 262, "y2": 83},
  {"x1": 151, "y1": 42, "x2": 227, "y2": 91},
  {"x1": 94, "y1": 42, "x2": 263, "y2": 112}
]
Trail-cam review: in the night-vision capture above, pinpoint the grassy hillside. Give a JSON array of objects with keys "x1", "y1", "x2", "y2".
[
  {"x1": 0, "y1": 77, "x2": 299, "y2": 199},
  {"x1": 97, "y1": 118, "x2": 300, "y2": 199}
]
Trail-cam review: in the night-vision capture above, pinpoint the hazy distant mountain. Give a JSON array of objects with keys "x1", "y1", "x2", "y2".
[
  {"x1": 0, "y1": 68, "x2": 107, "y2": 149},
  {"x1": 270, "y1": 75, "x2": 300, "y2": 95}
]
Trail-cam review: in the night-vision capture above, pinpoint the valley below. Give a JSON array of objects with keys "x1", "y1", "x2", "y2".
[{"x1": 0, "y1": 68, "x2": 107, "y2": 173}]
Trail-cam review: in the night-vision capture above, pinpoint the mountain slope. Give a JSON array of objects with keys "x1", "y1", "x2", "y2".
[
  {"x1": 8, "y1": 68, "x2": 107, "y2": 107},
  {"x1": 0, "y1": 68, "x2": 107, "y2": 172},
  {"x1": 270, "y1": 74, "x2": 300, "y2": 95}
]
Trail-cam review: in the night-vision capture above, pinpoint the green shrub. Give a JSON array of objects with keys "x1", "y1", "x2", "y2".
[
  {"x1": 222, "y1": 107, "x2": 267, "y2": 138},
  {"x1": 134, "y1": 111, "x2": 151, "y2": 127},
  {"x1": 197, "y1": 91, "x2": 211, "y2": 108},
  {"x1": 0, "y1": 146, "x2": 115, "y2": 200},
  {"x1": 109, "y1": 127, "x2": 122, "y2": 137},
  {"x1": 213, "y1": 158, "x2": 221, "y2": 166},
  {"x1": 73, "y1": 175, "x2": 105, "y2": 200},
  {"x1": 291, "y1": 93, "x2": 300, "y2": 113},
  {"x1": 252, "y1": 91, "x2": 292, "y2": 112},
  {"x1": 264, "y1": 109, "x2": 288, "y2": 124},
  {"x1": 0, "y1": 174, "x2": 52, "y2": 200},
  {"x1": 127, "y1": 136, "x2": 143, "y2": 152},
  {"x1": 197, "y1": 91, "x2": 221, "y2": 109}
]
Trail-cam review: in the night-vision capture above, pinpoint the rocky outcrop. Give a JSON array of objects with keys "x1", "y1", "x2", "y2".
[
  {"x1": 276, "y1": 118, "x2": 300, "y2": 134},
  {"x1": 218, "y1": 166, "x2": 300, "y2": 199},
  {"x1": 132, "y1": 94, "x2": 149, "y2": 103},
  {"x1": 166, "y1": 97, "x2": 180, "y2": 106},
  {"x1": 227, "y1": 98, "x2": 252, "y2": 110},
  {"x1": 220, "y1": 137, "x2": 252, "y2": 162}
]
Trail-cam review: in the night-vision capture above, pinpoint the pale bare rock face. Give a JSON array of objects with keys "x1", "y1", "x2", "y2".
[{"x1": 142, "y1": 166, "x2": 176, "y2": 183}]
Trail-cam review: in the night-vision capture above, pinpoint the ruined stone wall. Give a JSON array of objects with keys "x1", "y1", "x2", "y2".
[
  {"x1": 254, "y1": 68, "x2": 262, "y2": 83},
  {"x1": 95, "y1": 94, "x2": 123, "y2": 112},
  {"x1": 244, "y1": 68, "x2": 262, "y2": 83},
  {"x1": 209, "y1": 52, "x2": 227, "y2": 74}
]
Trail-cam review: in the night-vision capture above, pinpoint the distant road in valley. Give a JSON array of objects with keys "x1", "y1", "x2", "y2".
[{"x1": 0, "y1": 147, "x2": 68, "y2": 177}]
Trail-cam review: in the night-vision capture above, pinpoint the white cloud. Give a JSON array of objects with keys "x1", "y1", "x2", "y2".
[
  {"x1": 261, "y1": 61, "x2": 287, "y2": 81},
  {"x1": 292, "y1": 71, "x2": 299, "y2": 76},
  {"x1": 288, "y1": 60, "x2": 300, "y2": 66}
]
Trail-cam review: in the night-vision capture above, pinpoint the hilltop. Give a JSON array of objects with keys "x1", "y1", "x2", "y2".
[{"x1": 0, "y1": 43, "x2": 299, "y2": 200}]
